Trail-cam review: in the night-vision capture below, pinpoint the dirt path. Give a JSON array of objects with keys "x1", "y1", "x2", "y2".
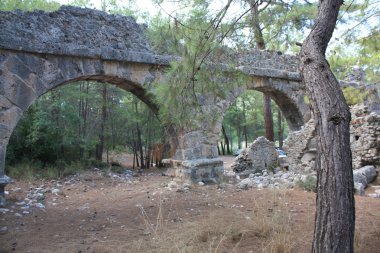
[{"x1": 0, "y1": 167, "x2": 379, "y2": 253}]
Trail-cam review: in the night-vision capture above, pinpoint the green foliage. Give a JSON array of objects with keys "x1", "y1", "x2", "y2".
[
  {"x1": 221, "y1": 90, "x2": 288, "y2": 150},
  {"x1": 245, "y1": 0, "x2": 317, "y2": 52},
  {"x1": 149, "y1": 4, "x2": 245, "y2": 128},
  {"x1": 0, "y1": 0, "x2": 60, "y2": 11},
  {"x1": 297, "y1": 175, "x2": 317, "y2": 192},
  {"x1": 304, "y1": 96, "x2": 310, "y2": 105},
  {"x1": 342, "y1": 86, "x2": 370, "y2": 106},
  {"x1": 328, "y1": 0, "x2": 380, "y2": 83}
]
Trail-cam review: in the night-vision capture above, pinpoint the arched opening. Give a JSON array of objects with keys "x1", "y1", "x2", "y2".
[
  {"x1": 5, "y1": 79, "x2": 169, "y2": 179},
  {"x1": 218, "y1": 90, "x2": 289, "y2": 156}
]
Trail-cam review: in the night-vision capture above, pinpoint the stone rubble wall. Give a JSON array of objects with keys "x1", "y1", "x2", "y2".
[
  {"x1": 350, "y1": 104, "x2": 380, "y2": 169},
  {"x1": 282, "y1": 119, "x2": 316, "y2": 173}
]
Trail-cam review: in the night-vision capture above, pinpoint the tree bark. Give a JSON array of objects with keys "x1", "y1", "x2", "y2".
[{"x1": 300, "y1": 0, "x2": 355, "y2": 252}]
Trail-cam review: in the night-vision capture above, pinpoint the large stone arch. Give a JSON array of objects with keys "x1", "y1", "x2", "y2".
[
  {"x1": 0, "y1": 49, "x2": 163, "y2": 141},
  {"x1": 0, "y1": 49, "x2": 166, "y2": 204}
]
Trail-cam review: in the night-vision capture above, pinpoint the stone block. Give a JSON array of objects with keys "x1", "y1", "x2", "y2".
[
  {"x1": 165, "y1": 158, "x2": 223, "y2": 184},
  {"x1": 353, "y1": 165, "x2": 377, "y2": 188}
]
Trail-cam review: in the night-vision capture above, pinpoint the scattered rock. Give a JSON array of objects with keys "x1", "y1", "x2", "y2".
[
  {"x1": 354, "y1": 182, "x2": 365, "y2": 196},
  {"x1": 0, "y1": 226, "x2": 8, "y2": 234},
  {"x1": 11, "y1": 187, "x2": 22, "y2": 193},
  {"x1": 237, "y1": 178, "x2": 255, "y2": 189},
  {"x1": 0, "y1": 208, "x2": 10, "y2": 214},
  {"x1": 51, "y1": 189, "x2": 60, "y2": 195},
  {"x1": 167, "y1": 181, "x2": 178, "y2": 190},
  {"x1": 353, "y1": 165, "x2": 377, "y2": 190},
  {"x1": 34, "y1": 203, "x2": 45, "y2": 209}
]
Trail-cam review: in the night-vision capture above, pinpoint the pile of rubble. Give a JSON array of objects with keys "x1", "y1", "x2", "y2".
[
  {"x1": 227, "y1": 136, "x2": 317, "y2": 190},
  {"x1": 231, "y1": 137, "x2": 279, "y2": 176},
  {"x1": 232, "y1": 169, "x2": 316, "y2": 190}
]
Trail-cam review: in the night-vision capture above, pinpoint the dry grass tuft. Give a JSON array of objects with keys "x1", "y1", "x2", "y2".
[{"x1": 121, "y1": 190, "x2": 303, "y2": 253}]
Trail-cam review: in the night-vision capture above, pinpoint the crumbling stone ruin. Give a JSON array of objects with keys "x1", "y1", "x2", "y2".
[{"x1": 231, "y1": 137, "x2": 279, "y2": 177}]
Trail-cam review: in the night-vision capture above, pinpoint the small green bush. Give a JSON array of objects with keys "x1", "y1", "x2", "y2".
[
  {"x1": 297, "y1": 175, "x2": 317, "y2": 192},
  {"x1": 110, "y1": 165, "x2": 125, "y2": 174}
]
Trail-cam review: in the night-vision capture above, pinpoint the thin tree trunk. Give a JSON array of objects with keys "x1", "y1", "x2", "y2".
[
  {"x1": 220, "y1": 141, "x2": 225, "y2": 155},
  {"x1": 95, "y1": 84, "x2": 107, "y2": 161},
  {"x1": 221, "y1": 125, "x2": 231, "y2": 154},
  {"x1": 300, "y1": 0, "x2": 355, "y2": 252},
  {"x1": 263, "y1": 94, "x2": 274, "y2": 141},
  {"x1": 78, "y1": 82, "x2": 84, "y2": 159},
  {"x1": 242, "y1": 99, "x2": 247, "y2": 148},
  {"x1": 277, "y1": 109, "x2": 283, "y2": 148}
]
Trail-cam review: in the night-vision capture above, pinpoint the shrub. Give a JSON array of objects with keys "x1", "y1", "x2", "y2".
[{"x1": 297, "y1": 175, "x2": 317, "y2": 192}]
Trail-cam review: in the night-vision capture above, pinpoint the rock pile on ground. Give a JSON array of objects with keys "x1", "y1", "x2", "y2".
[
  {"x1": 226, "y1": 167, "x2": 316, "y2": 190},
  {"x1": 231, "y1": 137, "x2": 279, "y2": 176},
  {"x1": 227, "y1": 136, "x2": 317, "y2": 190}
]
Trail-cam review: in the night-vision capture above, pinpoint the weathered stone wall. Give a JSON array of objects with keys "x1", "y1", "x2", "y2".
[
  {"x1": 283, "y1": 119, "x2": 316, "y2": 173},
  {"x1": 283, "y1": 104, "x2": 380, "y2": 173}
]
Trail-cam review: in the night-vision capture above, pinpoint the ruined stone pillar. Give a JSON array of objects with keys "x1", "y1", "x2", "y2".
[{"x1": 165, "y1": 129, "x2": 224, "y2": 184}]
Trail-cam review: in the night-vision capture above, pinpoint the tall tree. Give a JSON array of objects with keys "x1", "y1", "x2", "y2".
[{"x1": 299, "y1": 0, "x2": 355, "y2": 252}]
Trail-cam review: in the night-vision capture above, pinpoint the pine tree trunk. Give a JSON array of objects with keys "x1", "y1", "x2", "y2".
[
  {"x1": 277, "y1": 109, "x2": 283, "y2": 148},
  {"x1": 220, "y1": 141, "x2": 225, "y2": 155},
  {"x1": 242, "y1": 100, "x2": 247, "y2": 148},
  {"x1": 95, "y1": 84, "x2": 107, "y2": 161},
  {"x1": 300, "y1": 0, "x2": 355, "y2": 252},
  {"x1": 263, "y1": 95, "x2": 274, "y2": 141},
  {"x1": 222, "y1": 125, "x2": 231, "y2": 154}
]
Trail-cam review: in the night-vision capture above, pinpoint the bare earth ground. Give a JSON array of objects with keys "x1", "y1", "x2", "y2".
[{"x1": 0, "y1": 156, "x2": 380, "y2": 253}]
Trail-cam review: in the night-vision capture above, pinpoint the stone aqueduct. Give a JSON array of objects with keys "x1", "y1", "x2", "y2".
[{"x1": 0, "y1": 6, "x2": 310, "y2": 204}]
